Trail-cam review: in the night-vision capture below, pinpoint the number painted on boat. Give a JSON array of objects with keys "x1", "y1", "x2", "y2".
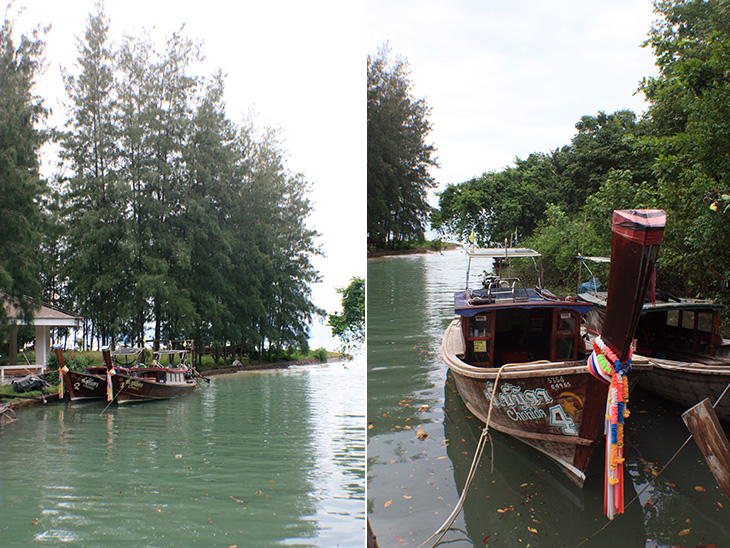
[
  {"x1": 549, "y1": 404, "x2": 578, "y2": 435},
  {"x1": 546, "y1": 376, "x2": 572, "y2": 390}
]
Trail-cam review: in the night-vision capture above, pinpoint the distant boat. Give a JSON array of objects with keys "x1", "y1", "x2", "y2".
[
  {"x1": 578, "y1": 287, "x2": 730, "y2": 422},
  {"x1": 105, "y1": 344, "x2": 198, "y2": 404},
  {"x1": 442, "y1": 210, "x2": 665, "y2": 488}
]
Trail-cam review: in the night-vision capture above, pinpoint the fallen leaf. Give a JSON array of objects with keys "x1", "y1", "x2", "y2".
[
  {"x1": 403, "y1": 495, "x2": 412, "y2": 499},
  {"x1": 416, "y1": 429, "x2": 428, "y2": 440},
  {"x1": 695, "y1": 486, "x2": 706, "y2": 492},
  {"x1": 527, "y1": 526, "x2": 538, "y2": 534},
  {"x1": 384, "y1": 500, "x2": 392, "y2": 508},
  {"x1": 678, "y1": 528, "x2": 691, "y2": 536},
  {"x1": 481, "y1": 535, "x2": 491, "y2": 544},
  {"x1": 437, "y1": 455, "x2": 447, "y2": 460}
]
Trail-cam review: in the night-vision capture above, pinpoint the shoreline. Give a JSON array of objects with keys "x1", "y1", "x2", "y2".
[
  {"x1": 367, "y1": 243, "x2": 459, "y2": 259},
  {"x1": 2, "y1": 356, "x2": 346, "y2": 411}
]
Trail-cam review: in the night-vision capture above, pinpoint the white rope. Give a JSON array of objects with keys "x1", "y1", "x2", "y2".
[{"x1": 418, "y1": 365, "x2": 507, "y2": 548}]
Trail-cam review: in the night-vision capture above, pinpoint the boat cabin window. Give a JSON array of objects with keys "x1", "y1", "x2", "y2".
[
  {"x1": 638, "y1": 308, "x2": 721, "y2": 358},
  {"x1": 462, "y1": 307, "x2": 583, "y2": 367}
]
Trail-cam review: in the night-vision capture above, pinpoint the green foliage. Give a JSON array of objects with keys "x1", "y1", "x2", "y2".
[
  {"x1": 434, "y1": 111, "x2": 656, "y2": 248},
  {"x1": 312, "y1": 347, "x2": 328, "y2": 363},
  {"x1": 639, "y1": 0, "x2": 730, "y2": 302},
  {"x1": 38, "y1": 9, "x2": 321, "y2": 357},
  {"x1": 0, "y1": 17, "x2": 48, "y2": 320},
  {"x1": 368, "y1": 44, "x2": 438, "y2": 250},
  {"x1": 328, "y1": 276, "x2": 365, "y2": 356}
]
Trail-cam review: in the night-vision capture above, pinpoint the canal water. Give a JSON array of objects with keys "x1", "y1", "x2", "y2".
[
  {"x1": 0, "y1": 359, "x2": 365, "y2": 547},
  {"x1": 368, "y1": 250, "x2": 730, "y2": 548}
]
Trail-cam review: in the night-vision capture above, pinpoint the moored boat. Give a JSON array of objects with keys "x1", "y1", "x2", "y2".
[
  {"x1": 442, "y1": 210, "x2": 665, "y2": 489},
  {"x1": 105, "y1": 344, "x2": 197, "y2": 404},
  {"x1": 579, "y1": 288, "x2": 730, "y2": 421},
  {"x1": 56, "y1": 346, "x2": 140, "y2": 401}
]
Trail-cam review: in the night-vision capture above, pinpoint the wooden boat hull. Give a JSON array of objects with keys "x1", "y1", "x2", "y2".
[
  {"x1": 63, "y1": 369, "x2": 107, "y2": 400},
  {"x1": 639, "y1": 359, "x2": 730, "y2": 422},
  {"x1": 110, "y1": 371, "x2": 196, "y2": 404},
  {"x1": 443, "y1": 318, "x2": 649, "y2": 486}
]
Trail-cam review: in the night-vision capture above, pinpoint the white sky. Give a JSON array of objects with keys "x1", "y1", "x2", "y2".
[
  {"x1": 368, "y1": 0, "x2": 660, "y2": 198},
  {"x1": 9, "y1": 0, "x2": 366, "y2": 351}
]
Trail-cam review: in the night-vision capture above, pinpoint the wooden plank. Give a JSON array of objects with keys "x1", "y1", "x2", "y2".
[{"x1": 682, "y1": 398, "x2": 730, "y2": 503}]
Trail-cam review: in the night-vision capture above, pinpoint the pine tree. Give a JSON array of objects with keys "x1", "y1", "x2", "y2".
[
  {"x1": 0, "y1": 17, "x2": 47, "y2": 320},
  {"x1": 367, "y1": 44, "x2": 437, "y2": 250}
]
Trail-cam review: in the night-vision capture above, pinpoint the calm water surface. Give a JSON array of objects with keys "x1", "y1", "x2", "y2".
[
  {"x1": 368, "y1": 250, "x2": 730, "y2": 548},
  {"x1": 0, "y1": 359, "x2": 365, "y2": 547}
]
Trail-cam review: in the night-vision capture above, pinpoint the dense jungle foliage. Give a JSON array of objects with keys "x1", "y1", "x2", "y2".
[
  {"x1": 1, "y1": 6, "x2": 322, "y2": 358},
  {"x1": 432, "y1": 0, "x2": 730, "y2": 317}
]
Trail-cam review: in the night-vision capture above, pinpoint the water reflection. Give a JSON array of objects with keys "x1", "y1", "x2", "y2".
[{"x1": 0, "y1": 360, "x2": 365, "y2": 547}]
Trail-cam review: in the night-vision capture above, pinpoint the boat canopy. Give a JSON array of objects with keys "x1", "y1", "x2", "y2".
[
  {"x1": 465, "y1": 247, "x2": 541, "y2": 259},
  {"x1": 577, "y1": 291, "x2": 723, "y2": 312},
  {"x1": 577, "y1": 255, "x2": 610, "y2": 264},
  {"x1": 464, "y1": 247, "x2": 543, "y2": 290},
  {"x1": 454, "y1": 289, "x2": 594, "y2": 317}
]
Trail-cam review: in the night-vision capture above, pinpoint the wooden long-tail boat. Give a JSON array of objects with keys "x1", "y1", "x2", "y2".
[
  {"x1": 441, "y1": 210, "x2": 665, "y2": 488},
  {"x1": 579, "y1": 286, "x2": 730, "y2": 422},
  {"x1": 56, "y1": 346, "x2": 141, "y2": 401},
  {"x1": 105, "y1": 345, "x2": 197, "y2": 404}
]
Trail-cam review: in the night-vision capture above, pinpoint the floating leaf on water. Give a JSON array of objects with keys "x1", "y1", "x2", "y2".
[
  {"x1": 384, "y1": 500, "x2": 392, "y2": 508},
  {"x1": 695, "y1": 486, "x2": 706, "y2": 492},
  {"x1": 416, "y1": 429, "x2": 428, "y2": 440},
  {"x1": 437, "y1": 455, "x2": 447, "y2": 460},
  {"x1": 678, "y1": 528, "x2": 691, "y2": 536},
  {"x1": 528, "y1": 526, "x2": 538, "y2": 534},
  {"x1": 403, "y1": 494, "x2": 412, "y2": 499},
  {"x1": 481, "y1": 535, "x2": 491, "y2": 544}
]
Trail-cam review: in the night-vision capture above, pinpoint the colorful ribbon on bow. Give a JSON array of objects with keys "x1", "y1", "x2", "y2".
[
  {"x1": 588, "y1": 335, "x2": 632, "y2": 520},
  {"x1": 58, "y1": 362, "x2": 69, "y2": 398}
]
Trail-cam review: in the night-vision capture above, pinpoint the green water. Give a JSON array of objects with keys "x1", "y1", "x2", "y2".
[
  {"x1": 0, "y1": 360, "x2": 365, "y2": 547},
  {"x1": 368, "y1": 250, "x2": 730, "y2": 548}
]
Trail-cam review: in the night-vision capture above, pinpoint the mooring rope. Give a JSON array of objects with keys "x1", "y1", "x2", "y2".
[
  {"x1": 417, "y1": 365, "x2": 508, "y2": 548},
  {"x1": 98, "y1": 378, "x2": 131, "y2": 415},
  {"x1": 573, "y1": 380, "x2": 730, "y2": 547}
]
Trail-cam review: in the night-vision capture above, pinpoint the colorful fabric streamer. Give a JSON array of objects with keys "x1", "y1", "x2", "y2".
[
  {"x1": 106, "y1": 367, "x2": 115, "y2": 402},
  {"x1": 58, "y1": 363, "x2": 69, "y2": 398},
  {"x1": 587, "y1": 335, "x2": 632, "y2": 520}
]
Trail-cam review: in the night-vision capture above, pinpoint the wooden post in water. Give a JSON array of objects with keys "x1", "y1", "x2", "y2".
[
  {"x1": 367, "y1": 518, "x2": 379, "y2": 548},
  {"x1": 682, "y1": 398, "x2": 730, "y2": 503}
]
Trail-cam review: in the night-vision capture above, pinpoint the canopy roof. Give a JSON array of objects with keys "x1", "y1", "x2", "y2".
[
  {"x1": 1, "y1": 294, "x2": 82, "y2": 328},
  {"x1": 465, "y1": 247, "x2": 541, "y2": 259},
  {"x1": 577, "y1": 291, "x2": 723, "y2": 312}
]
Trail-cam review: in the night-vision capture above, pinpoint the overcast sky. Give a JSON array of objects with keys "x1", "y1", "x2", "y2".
[
  {"x1": 10, "y1": 0, "x2": 365, "y2": 351},
  {"x1": 368, "y1": 0, "x2": 660, "y2": 199}
]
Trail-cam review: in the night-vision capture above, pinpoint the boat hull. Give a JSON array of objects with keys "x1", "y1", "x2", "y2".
[
  {"x1": 443, "y1": 318, "x2": 649, "y2": 486},
  {"x1": 64, "y1": 369, "x2": 107, "y2": 400},
  {"x1": 110, "y1": 371, "x2": 196, "y2": 403},
  {"x1": 640, "y1": 359, "x2": 730, "y2": 422}
]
